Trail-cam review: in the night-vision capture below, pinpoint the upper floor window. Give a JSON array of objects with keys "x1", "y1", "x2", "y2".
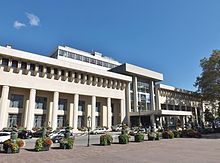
[
  {"x1": 90, "y1": 58, "x2": 96, "y2": 64},
  {"x1": 83, "y1": 56, "x2": 89, "y2": 63},
  {"x1": 21, "y1": 62, "x2": 27, "y2": 69},
  {"x1": 58, "y1": 98, "x2": 67, "y2": 110},
  {"x1": 75, "y1": 54, "x2": 82, "y2": 61},
  {"x1": 10, "y1": 94, "x2": 24, "y2": 108},
  {"x1": 12, "y1": 60, "x2": 18, "y2": 68},
  {"x1": 96, "y1": 102, "x2": 101, "y2": 112},
  {"x1": 97, "y1": 60, "x2": 103, "y2": 66},
  {"x1": 2, "y1": 58, "x2": 9, "y2": 66},
  {"x1": 46, "y1": 67, "x2": 51, "y2": 73},
  {"x1": 78, "y1": 100, "x2": 85, "y2": 111},
  {"x1": 35, "y1": 96, "x2": 47, "y2": 109},
  {"x1": 38, "y1": 65, "x2": 43, "y2": 73},
  {"x1": 137, "y1": 81, "x2": 150, "y2": 93},
  {"x1": 30, "y1": 63, "x2": 35, "y2": 71}
]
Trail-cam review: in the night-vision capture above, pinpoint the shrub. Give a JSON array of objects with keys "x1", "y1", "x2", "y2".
[
  {"x1": 35, "y1": 137, "x2": 53, "y2": 151},
  {"x1": 100, "y1": 134, "x2": 113, "y2": 145},
  {"x1": 162, "y1": 130, "x2": 174, "y2": 139},
  {"x1": 181, "y1": 129, "x2": 202, "y2": 138},
  {"x1": 148, "y1": 132, "x2": 156, "y2": 141},
  {"x1": 60, "y1": 137, "x2": 74, "y2": 149},
  {"x1": 134, "y1": 132, "x2": 144, "y2": 142},
  {"x1": 173, "y1": 130, "x2": 180, "y2": 138},
  {"x1": 3, "y1": 139, "x2": 24, "y2": 153},
  {"x1": 118, "y1": 134, "x2": 129, "y2": 144}
]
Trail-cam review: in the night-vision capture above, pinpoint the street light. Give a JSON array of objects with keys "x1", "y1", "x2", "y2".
[{"x1": 87, "y1": 116, "x2": 91, "y2": 147}]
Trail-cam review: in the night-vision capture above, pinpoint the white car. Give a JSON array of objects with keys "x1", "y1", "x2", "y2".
[
  {"x1": 49, "y1": 129, "x2": 66, "y2": 139},
  {"x1": 91, "y1": 127, "x2": 107, "y2": 134},
  {"x1": 0, "y1": 132, "x2": 11, "y2": 143}
]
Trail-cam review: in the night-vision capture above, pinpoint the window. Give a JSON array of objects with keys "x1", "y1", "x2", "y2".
[
  {"x1": 78, "y1": 100, "x2": 85, "y2": 111},
  {"x1": 38, "y1": 65, "x2": 43, "y2": 73},
  {"x1": 61, "y1": 70, "x2": 65, "y2": 76},
  {"x1": 90, "y1": 58, "x2": 96, "y2": 64},
  {"x1": 75, "y1": 54, "x2": 82, "y2": 61},
  {"x1": 111, "y1": 103, "x2": 114, "y2": 113},
  {"x1": 83, "y1": 56, "x2": 89, "y2": 63},
  {"x1": 35, "y1": 97, "x2": 47, "y2": 109},
  {"x1": 95, "y1": 116, "x2": 100, "y2": 127},
  {"x1": 30, "y1": 63, "x2": 35, "y2": 71},
  {"x1": 34, "y1": 115, "x2": 46, "y2": 128},
  {"x1": 10, "y1": 94, "x2": 24, "y2": 108},
  {"x1": 96, "y1": 102, "x2": 101, "y2": 112},
  {"x1": 57, "y1": 115, "x2": 66, "y2": 128},
  {"x1": 21, "y1": 62, "x2": 27, "y2": 69},
  {"x1": 58, "y1": 98, "x2": 67, "y2": 110},
  {"x1": 68, "y1": 71, "x2": 72, "y2": 77},
  {"x1": 2, "y1": 58, "x2": 9, "y2": 66},
  {"x1": 137, "y1": 81, "x2": 150, "y2": 93},
  {"x1": 103, "y1": 62, "x2": 108, "y2": 68},
  {"x1": 12, "y1": 60, "x2": 18, "y2": 68},
  {"x1": 46, "y1": 67, "x2": 51, "y2": 73},
  {"x1": 77, "y1": 116, "x2": 85, "y2": 128},
  {"x1": 97, "y1": 60, "x2": 102, "y2": 66},
  {"x1": 8, "y1": 114, "x2": 21, "y2": 127},
  {"x1": 54, "y1": 68, "x2": 58, "y2": 75}
]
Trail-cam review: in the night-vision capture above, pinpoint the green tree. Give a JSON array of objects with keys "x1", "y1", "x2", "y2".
[
  {"x1": 204, "y1": 109, "x2": 215, "y2": 122},
  {"x1": 195, "y1": 50, "x2": 220, "y2": 102}
]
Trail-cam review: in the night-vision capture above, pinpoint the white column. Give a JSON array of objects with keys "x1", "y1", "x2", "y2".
[
  {"x1": 155, "y1": 85, "x2": 161, "y2": 110},
  {"x1": 52, "y1": 91, "x2": 59, "y2": 130},
  {"x1": 194, "y1": 107, "x2": 198, "y2": 124},
  {"x1": 73, "y1": 94, "x2": 79, "y2": 131},
  {"x1": 150, "y1": 81, "x2": 155, "y2": 111},
  {"x1": 0, "y1": 86, "x2": 9, "y2": 130},
  {"x1": 23, "y1": 98, "x2": 29, "y2": 127},
  {"x1": 68, "y1": 102, "x2": 74, "y2": 128},
  {"x1": 125, "y1": 83, "x2": 131, "y2": 126},
  {"x1": 107, "y1": 97, "x2": 112, "y2": 129},
  {"x1": 120, "y1": 99, "x2": 126, "y2": 123},
  {"x1": 133, "y1": 76, "x2": 138, "y2": 112},
  {"x1": 91, "y1": 96, "x2": 96, "y2": 130},
  {"x1": 26, "y1": 89, "x2": 36, "y2": 130}
]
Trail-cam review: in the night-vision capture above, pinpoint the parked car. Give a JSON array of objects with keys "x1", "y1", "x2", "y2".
[
  {"x1": 18, "y1": 130, "x2": 33, "y2": 139},
  {"x1": 51, "y1": 132, "x2": 74, "y2": 143},
  {"x1": 90, "y1": 127, "x2": 107, "y2": 134},
  {"x1": 111, "y1": 124, "x2": 123, "y2": 132},
  {"x1": 0, "y1": 132, "x2": 11, "y2": 143},
  {"x1": 49, "y1": 129, "x2": 68, "y2": 139}
]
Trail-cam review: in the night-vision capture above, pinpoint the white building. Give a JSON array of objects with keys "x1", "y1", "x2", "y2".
[{"x1": 0, "y1": 45, "x2": 203, "y2": 131}]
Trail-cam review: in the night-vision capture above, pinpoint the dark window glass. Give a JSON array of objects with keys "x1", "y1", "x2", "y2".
[
  {"x1": 46, "y1": 67, "x2": 51, "y2": 73},
  {"x1": 75, "y1": 54, "x2": 82, "y2": 61},
  {"x1": 61, "y1": 70, "x2": 65, "y2": 76},
  {"x1": 30, "y1": 64, "x2": 35, "y2": 71},
  {"x1": 78, "y1": 100, "x2": 85, "y2": 111},
  {"x1": 35, "y1": 97, "x2": 47, "y2": 110},
  {"x1": 38, "y1": 65, "x2": 43, "y2": 73},
  {"x1": 96, "y1": 102, "x2": 101, "y2": 112},
  {"x1": 2, "y1": 58, "x2": 9, "y2": 66},
  {"x1": 54, "y1": 68, "x2": 58, "y2": 75},
  {"x1": 21, "y1": 62, "x2": 27, "y2": 69},
  {"x1": 58, "y1": 98, "x2": 67, "y2": 110},
  {"x1": 12, "y1": 60, "x2": 18, "y2": 68},
  {"x1": 83, "y1": 56, "x2": 89, "y2": 63},
  {"x1": 10, "y1": 94, "x2": 24, "y2": 108}
]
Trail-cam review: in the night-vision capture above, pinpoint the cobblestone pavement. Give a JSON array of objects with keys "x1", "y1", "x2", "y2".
[{"x1": 1, "y1": 136, "x2": 220, "y2": 163}]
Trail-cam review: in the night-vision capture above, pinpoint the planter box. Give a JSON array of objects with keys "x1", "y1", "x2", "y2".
[
  {"x1": 60, "y1": 143, "x2": 73, "y2": 149},
  {"x1": 6, "y1": 147, "x2": 20, "y2": 154}
]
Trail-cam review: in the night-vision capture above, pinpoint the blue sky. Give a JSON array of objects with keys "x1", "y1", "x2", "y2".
[{"x1": 1, "y1": 0, "x2": 220, "y2": 91}]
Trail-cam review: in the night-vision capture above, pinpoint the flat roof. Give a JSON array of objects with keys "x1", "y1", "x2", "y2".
[{"x1": 111, "y1": 63, "x2": 163, "y2": 81}]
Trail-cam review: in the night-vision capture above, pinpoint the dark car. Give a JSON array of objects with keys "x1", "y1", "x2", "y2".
[
  {"x1": 51, "y1": 132, "x2": 74, "y2": 143},
  {"x1": 18, "y1": 130, "x2": 33, "y2": 139},
  {"x1": 32, "y1": 130, "x2": 44, "y2": 138}
]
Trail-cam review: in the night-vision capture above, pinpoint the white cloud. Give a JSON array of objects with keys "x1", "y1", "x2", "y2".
[
  {"x1": 13, "y1": 20, "x2": 26, "y2": 29},
  {"x1": 26, "y1": 12, "x2": 40, "y2": 26}
]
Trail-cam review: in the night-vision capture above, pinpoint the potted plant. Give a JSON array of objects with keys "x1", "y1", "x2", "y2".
[
  {"x1": 148, "y1": 132, "x2": 157, "y2": 141},
  {"x1": 3, "y1": 122, "x2": 24, "y2": 154},
  {"x1": 118, "y1": 127, "x2": 129, "y2": 144},
  {"x1": 134, "y1": 132, "x2": 144, "y2": 142},
  {"x1": 100, "y1": 134, "x2": 113, "y2": 146},
  {"x1": 35, "y1": 127, "x2": 53, "y2": 151},
  {"x1": 60, "y1": 126, "x2": 74, "y2": 149},
  {"x1": 162, "y1": 130, "x2": 174, "y2": 139}
]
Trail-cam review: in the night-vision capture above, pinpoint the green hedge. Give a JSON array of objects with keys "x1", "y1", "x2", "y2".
[
  {"x1": 118, "y1": 134, "x2": 129, "y2": 144},
  {"x1": 162, "y1": 130, "x2": 174, "y2": 139},
  {"x1": 134, "y1": 133, "x2": 144, "y2": 142},
  {"x1": 100, "y1": 134, "x2": 113, "y2": 146}
]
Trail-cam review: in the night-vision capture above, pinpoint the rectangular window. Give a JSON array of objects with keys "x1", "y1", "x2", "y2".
[
  {"x1": 57, "y1": 115, "x2": 66, "y2": 128},
  {"x1": 61, "y1": 70, "x2": 65, "y2": 76},
  {"x1": 34, "y1": 114, "x2": 46, "y2": 128},
  {"x1": 96, "y1": 102, "x2": 101, "y2": 112},
  {"x1": 97, "y1": 60, "x2": 102, "y2": 66},
  {"x1": 58, "y1": 98, "x2": 67, "y2": 110},
  {"x1": 38, "y1": 65, "x2": 43, "y2": 73},
  {"x1": 77, "y1": 116, "x2": 85, "y2": 128},
  {"x1": 78, "y1": 100, "x2": 85, "y2": 111},
  {"x1": 35, "y1": 97, "x2": 47, "y2": 110},
  {"x1": 95, "y1": 116, "x2": 100, "y2": 127},
  {"x1": 75, "y1": 54, "x2": 82, "y2": 61},
  {"x1": 7, "y1": 114, "x2": 22, "y2": 127},
  {"x1": 90, "y1": 58, "x2": 96, "y2": 64},
  {"x1": 111, "y1": 103, "x2": 114, "y2": 113},
  {"x1": 103, "y1": 62, "x2": 108, "y2": 68},
  {"x1": 54, "y1": 68, "x2": 58, "y2": 75},
  {"x1": 12, "y1": 60, "x2": 18, "y2": 68},
  {"x1": 21, "y1": 62, "x2": 27, "y2": 69},
  {"x1": 30, "y1": 63, "x2": 35, "y2": 71},
  {"x1": 2, "y1": 58, "x2": 9, "y2": 66},
  {"x1": 83, "y1": 56, "x2": 90, "y2": 63},
  {"x1": 10, "y1": 94, "x2": 24, "y2": 108},
  {"x1": 46, "y1": 67, "x2": 51, "y2": 73}
]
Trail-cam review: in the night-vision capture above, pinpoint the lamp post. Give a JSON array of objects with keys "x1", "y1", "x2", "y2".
[{"x1": 87, "y1": 116, "x2": 91, "y2": 147}]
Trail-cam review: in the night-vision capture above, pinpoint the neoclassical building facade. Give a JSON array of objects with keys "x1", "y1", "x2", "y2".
[{"x1": 0, "y1": 45, "x2": 203, "y2": 131}]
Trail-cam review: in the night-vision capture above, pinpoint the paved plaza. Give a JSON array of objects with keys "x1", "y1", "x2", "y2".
[{"x1": 1, "y1": 134, "x2": 220, "y2": 163}]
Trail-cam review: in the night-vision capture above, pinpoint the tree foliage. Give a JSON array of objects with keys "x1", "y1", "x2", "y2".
[
  {"x1": 204, "y1": 109, "x2": 215, "y2": 122},
  {"x1": 195, "y1": 50, "x2": 220, "y2": 102}
]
